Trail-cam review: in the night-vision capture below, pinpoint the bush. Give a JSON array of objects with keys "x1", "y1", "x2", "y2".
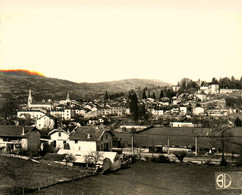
[
  {"x1": 204, "y1": 160, "x2": 214, "y2": 166},
  {"x1": 151, "y1": 155, "x2": 170, "y2": 163},
  {"x1": 18, "y1": 149, "x2": 28, "y2": 156},
  {"x1": 173, "y1": 151, "x2": 187, "y2": 163},
  {"x1": 220, "y1": 159, "x2": 227, "y2": 166},
  {"x1": 40, "y1": 142, "x2": 55, "y2": 156}
]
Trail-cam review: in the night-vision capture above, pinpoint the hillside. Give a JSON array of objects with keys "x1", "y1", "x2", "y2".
[{"x1": 0, "y1": 72, "x2": 170, "y2": 104}]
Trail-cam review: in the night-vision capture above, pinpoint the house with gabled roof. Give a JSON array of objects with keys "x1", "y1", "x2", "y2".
[
  {"x1": 0, "y1": 125, "x2": 40, "y2": 152},
  {"x1": 17, "y1": 110, "x2": 46, "y2": 120},
  {"x1": 48, "y1": 127, "x2": 69, "y2": 149},
  {"x1": 68, "y1": 126, "x2": 114, "y2": 152},
  {"x1": 36, "y1": 114, "x2": 55, "y2": 130}
]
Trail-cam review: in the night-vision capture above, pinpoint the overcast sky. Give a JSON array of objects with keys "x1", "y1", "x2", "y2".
[{"x1": 0, "y1": 0, "x2": 241, "y2": 84}]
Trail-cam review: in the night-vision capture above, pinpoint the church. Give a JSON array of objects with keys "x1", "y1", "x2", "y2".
[{"x1": 27, "y1": 89, "x2": 53, "y2": 110}]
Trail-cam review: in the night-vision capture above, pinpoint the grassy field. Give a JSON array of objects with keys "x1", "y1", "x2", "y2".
[
  {"x1": 115, "y1": 127, "x2": 242, "y2": 153},
  {"x1": 0, "y1": 156, "x2": 90, "y2": 194},
  {"x1": 35, "y1": 161, "x2": 242, "y2": 195}
]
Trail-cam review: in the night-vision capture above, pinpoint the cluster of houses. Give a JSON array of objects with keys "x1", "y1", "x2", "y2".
[
  {"x1": 0, "y1": 124, "x2": 121, "y2": 166},
  {"x1": 16, "y1": 90, "x2": 130, "y2": 130},
  {"x1": 14, "y1": 83, "x2": 242, "y2": 131},
  {"x1": 146, "y1": 83, "x2": 241, "y2": 119}
]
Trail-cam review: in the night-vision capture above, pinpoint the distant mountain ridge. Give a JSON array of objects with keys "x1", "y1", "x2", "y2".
[{"x1": 0, "y1": 70, "x2": 171, "y2": 104}]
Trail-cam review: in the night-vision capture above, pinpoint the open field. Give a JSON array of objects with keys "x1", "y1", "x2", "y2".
[
  {"x1": 34, "y1": 161, "x2": 242, "y2": 195},
  {"x1": 0, "y1": 156, "x2": 91, "y2": 194},
  {"x1": 115, "y1": 127, "x2": 242, "y2": 153}
]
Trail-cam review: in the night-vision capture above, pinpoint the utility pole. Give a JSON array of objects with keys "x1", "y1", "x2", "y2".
[
  {"x1": 131, "y1": 135, "x2": 134, "y2": 156},
  {"x1": 195, "y1": 136, "x2": 198, "y2": 156},
  {"x1": 167, "y1": 137, "x2": 170, "y2": 154}
]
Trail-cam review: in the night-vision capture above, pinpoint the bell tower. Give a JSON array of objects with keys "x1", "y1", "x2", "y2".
[{"x1": 27, "y1": 89, "x2": 33, "y2": 108}]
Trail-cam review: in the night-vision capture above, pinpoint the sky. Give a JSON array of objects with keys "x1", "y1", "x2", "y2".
[{"x1": 0, "y1": 0, "x2": 241, "y2": 84}]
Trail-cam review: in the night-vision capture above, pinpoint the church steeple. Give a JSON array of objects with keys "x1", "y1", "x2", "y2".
[
  {"x1": 66, "y1": 93, "x2": 70, "y2": 101},
  {"x1": 28, "y1": 89, "x2": 33, "y2": 108}
]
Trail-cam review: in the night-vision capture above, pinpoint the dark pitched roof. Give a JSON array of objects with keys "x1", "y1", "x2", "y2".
[
  {"x1": 0, "y1": 125, "x2": 37, "y2": 138},
  {"x1": 48, "y1": 128, "x2": 68, "y2": 136},
  {"x1": 32, "y1": 102, "x2": 53, "y2": 105},
  {"x1": 40, "y1": 129, "x2": 52, "y2": 139},
  {"x1": 69, "y1": 126, "x2": 114, "y2": 141}
]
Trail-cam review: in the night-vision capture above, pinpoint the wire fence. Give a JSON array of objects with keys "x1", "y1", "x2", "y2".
[{"x1": 15, "y1": 169, "x2": 95, "y2": 193}]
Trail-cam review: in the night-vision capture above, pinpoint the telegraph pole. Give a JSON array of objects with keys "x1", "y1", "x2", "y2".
[
  {"x1": 167, "y1": 137, "x2": 170, "y2": 154},
  {"x1": 131, "y1": 135, "x2": 134, "y2": 156},
  {"x1": 195, "y1": 136, "x2": 198, "y2": 156}
]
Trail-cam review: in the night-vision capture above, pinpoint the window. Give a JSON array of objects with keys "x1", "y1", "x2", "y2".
[
  {"x1": 75, "y1": 140, "x2": 78, "y2": 144},
  {"x1": 58, "y1": 132, "x2": 61, "y2": 137},
  {"x1": 106, "y1": 134, "x2": 108, "y2": 140}
]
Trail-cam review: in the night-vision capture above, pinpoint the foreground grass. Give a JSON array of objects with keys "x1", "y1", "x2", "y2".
[
  {"x1": 0, "y1": 156, "x2": 90, "y2": 194},
  {"x1": 36, "y1": 161, "x2": 242, "y2": 195}
]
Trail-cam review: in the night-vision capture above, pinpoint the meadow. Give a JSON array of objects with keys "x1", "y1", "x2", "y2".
[
  {"x1": 115, "y1": 127, "x2": 242, "y2": 153},
  {"x1": 35, "y1": 161, "x2": 242, "y2": 195}
]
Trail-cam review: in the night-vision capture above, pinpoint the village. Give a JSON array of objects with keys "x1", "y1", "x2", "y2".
[{"x1": 0, "y1": 78, "x2": 242, "y2": 193}]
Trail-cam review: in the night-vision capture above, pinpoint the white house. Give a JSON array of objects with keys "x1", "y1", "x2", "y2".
[
  {"x1": 193, "y1": 107, "x2": 205, "y2": 115},
  {"x1": 195, "y1": 94, "x2": 207, "y2": 101},
  {"x1": 170, "y1": 122, "x2": 195, "y2": 128},
  {"x1": 68, "y1": 126, "x2": 114, "y2": 152},
  {"x1": 199, "y1": 84, "x2": 219, "y2": 95},
  {"x1": 180, "y1": 107, "x2": 187, "y2": 115},
  {"x1": 151, "y1": 109, "x2": 164, "y2": 116},
  {"x1": 48, "y1": 128, "x2": 69, "y2": 149},
  {"x1": 50, "y1": 108, "x2": 72, "y2": 120},
  {"x1": 210, "y1": 84, "x2": 219, "y2": 94},
  {"x1": 36, "y1": 115, "x2": 55, "y2": 130},
  {"x1": 17, "y1": 110, "x2": 46, "y2": 120}
]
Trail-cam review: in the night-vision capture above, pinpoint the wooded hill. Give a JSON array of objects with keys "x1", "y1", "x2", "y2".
[{"x1": 0, "y1": 71, "x2": 170, "y2": 105}]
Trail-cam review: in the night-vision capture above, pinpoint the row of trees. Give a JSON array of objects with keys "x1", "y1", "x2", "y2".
[
  {"x1": 211, "y1": 76, "x2": 242, "y2": 89},
  {"x1": 104, "y1": 90, "x2": 125, "y2": 101},
  {"x1": 142, "y1": 88, "x2": 176, "y2": 100}
]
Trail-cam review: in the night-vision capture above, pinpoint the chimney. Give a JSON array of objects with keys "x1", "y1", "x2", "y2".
[
  {"x1": 22, "y1": 127, "x2": 25, "y2": 136},
  {"x1": 87, "y1": 133, "x2": 90, "y2": 139}
]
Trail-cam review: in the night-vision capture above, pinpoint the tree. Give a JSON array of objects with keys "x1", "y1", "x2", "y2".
[
  {"x1": 211, "y1": 77, "x2": 218, "y2": 84},
  {"x1": 104, "y1": 90, "x2": 109, "y2": 102},
  {"x1": 235, "y1": 117, "x2": 242, "y2": 127},
  {"x1": 64, "y1": 153, "x2": 76, "y2": 165},
  {"x1": 128, "y1": 90, "x2": 139, "y2": 123},
  {"x1": 138, "y1": 104, "x2": 147, "y2": 121},
  {"x1": 151, "y1": 92, "x2": 156, "y2": 99},
  {"x1": 84, "y1": 151, "x2": 103, "y2": 171},
  {"x1": 0, "y1": 100, "x2": 17, "y2": 119},
  {"x1": 173, "y1": 151, "x2": 188, "y2": 163},
  {"x1": 41, "y1": 142, "x2": 55, "y2": 156},
  {"x1": 142, "y1": 89, "x2": 147, "y2": 99},
  {"x1": 159, "y1": 90, "x2": 164, "y2": 99}
]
